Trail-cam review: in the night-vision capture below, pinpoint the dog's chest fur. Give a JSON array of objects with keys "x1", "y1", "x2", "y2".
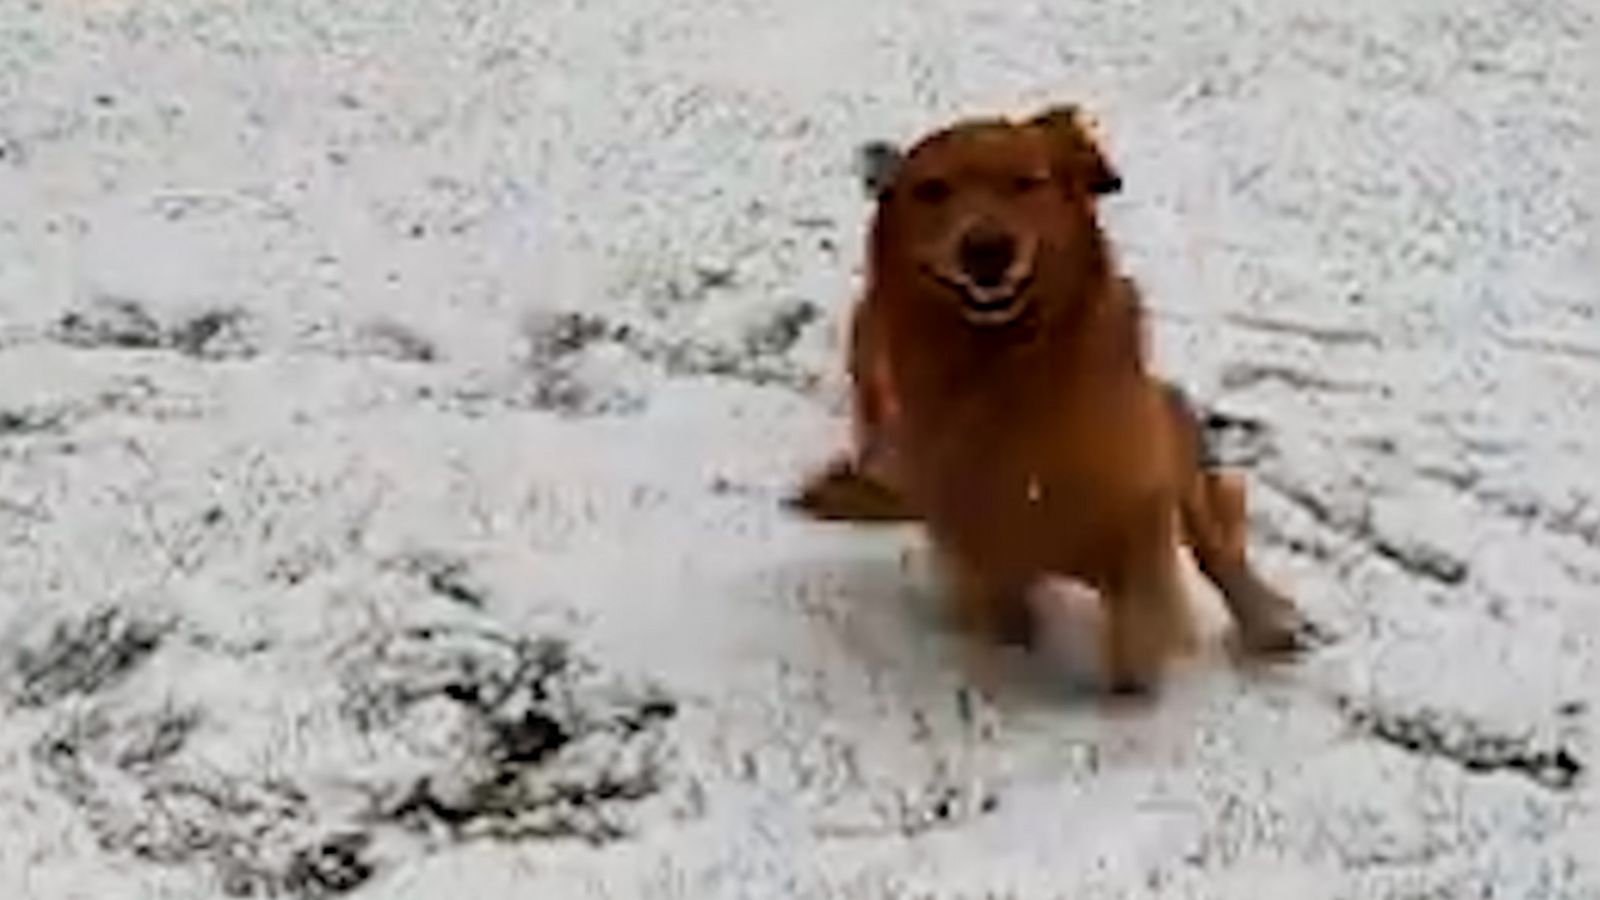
[{"x1": 881, "y1": 283, "x2": 1171, "y2": 582}]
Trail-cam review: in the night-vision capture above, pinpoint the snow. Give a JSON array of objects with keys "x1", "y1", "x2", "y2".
[{"x1": 1, "y1": 0, "x2": 1596, "y2": 896}]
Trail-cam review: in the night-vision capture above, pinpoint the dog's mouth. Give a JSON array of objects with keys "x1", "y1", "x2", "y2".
[{"x1": 926, "y1": 267, "x2": 1035, "y2": 325}]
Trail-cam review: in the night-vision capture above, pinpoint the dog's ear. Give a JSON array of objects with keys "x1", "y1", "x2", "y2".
[
  {"x1": 855, "y1": 140, "x2": 905, "y2": 199},
  {"x1": 1028, "y1": 105, "x2": 1123, "y2": 196}
]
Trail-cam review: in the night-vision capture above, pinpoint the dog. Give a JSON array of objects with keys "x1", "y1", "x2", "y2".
[
  {"x1": 789, "y1": 105, "x2": 1311, "y2": 694},
  {"x1": 795, "y1": 110, "x2": 1123, "y2": 526}
]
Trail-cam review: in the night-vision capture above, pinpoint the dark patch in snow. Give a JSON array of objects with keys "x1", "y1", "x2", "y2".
[
  {"x1": 898, "y1": 781, "x2": 1000, "y2": 837},
  {"x1": 1338, "y1": 697, "x2": 1585, "y2": 792},
  {"x1": 693, "y1": 264, "x2": 736, "y2": 291},
  {"x1": 743, "y1": 299, "x2": 822, "y2": 356},
  {"x1": 1220, "y1": 361, "x2": 1384, "y2": 395},
  {"x1": 1469, "y1": 485, "x2": 1600, "y2": 551},
  {"x1": 115, "y1": 705, "x2": 203, "y2": 770},
  {"x1": 504, "y1": 311, "x2": 645, "y2": 416},
  {"x1": 166, "y1": 309, "x2": 258, "y2": 360},
  {"x1": 650, "y1": 264, "x2": 739, "y2": 308},
  {"x1": 28, "y1": 617, "x2": 677, "y2": 892},
  {"x1": 31, "y1": 709, "x2": 321, "y2": 897},
  {"x1": 1222, "y1": 312, "x2": 1382, "y2": 348},
  {"x1": 348, "y1": 626, "x2": 681, "y2": 845},
  {"x1": 0, "y1": 405, "x2": 70, "y2": 437},
  {"x1": 520, "y1": 310, "x2": 822, "y2": 390},
  {"x1": 506, "y1": 309, "x2": 818, "y2": 418},
  {"x1": 709, "y1": 475, "x2": 767, "y2": 498},
  {"x1": 356, "y1": 319, "x2": 438, "y2": 363},
  {"x1": 522, "y1": 310, "x2": 620, "y2": 361},
  {"x1": 1367, "y1": 534, "x2": 1470, "y2": 585},
  {"x1": 54, "y1": 298, "x2": 260, "y2": 359},
  {"x1": 1262, "y1": 474, "x2": 1470, "y2": 585},
  {"x1": 647, "y1": 331, "x2": 819, "y2": 391},
  {"x1": 283, "y1": 833, "x2": 375, "y2": 897},
  {"x1": 394, "y1": 551, "x2": 490, "y2": 609},
  {"x1": 11, "y1": 606, "x2": 169, "y2": 707},
  {"x1": 55, "y1": 298, "x2": 164, "y2": 349}
]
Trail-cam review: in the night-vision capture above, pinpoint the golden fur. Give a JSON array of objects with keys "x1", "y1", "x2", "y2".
[{"x1": 791, "y1": 106, "x2": 1310, "y2": 694}]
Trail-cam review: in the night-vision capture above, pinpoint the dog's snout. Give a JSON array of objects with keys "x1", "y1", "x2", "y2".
[{"x1": 958, "y1": 226, "x2": 1018, "y2": 289}]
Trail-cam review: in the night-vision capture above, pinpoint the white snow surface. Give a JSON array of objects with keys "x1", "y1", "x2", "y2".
[{"x1": 2, "y1": 0, "x2": 1597, "y2": 897}]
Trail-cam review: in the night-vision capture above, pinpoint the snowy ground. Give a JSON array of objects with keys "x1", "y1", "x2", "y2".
[{"x1": 1, "y1": 0, "x2": 1597, "y2": 896}]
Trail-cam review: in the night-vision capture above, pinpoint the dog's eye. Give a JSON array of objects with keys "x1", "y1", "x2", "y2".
[
  {"x1": 911, "y1": 178, "x2": 951, "y2": 205},
  {"x1": 1011, "y1": 174, "x2": 1049, "y2": 194}
]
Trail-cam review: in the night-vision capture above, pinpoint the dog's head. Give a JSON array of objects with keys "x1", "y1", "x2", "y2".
[{"x1": 861, "y1": 105, "x2": 1122, "y2": 327}]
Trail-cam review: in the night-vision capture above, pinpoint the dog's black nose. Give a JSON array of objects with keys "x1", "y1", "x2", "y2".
[{"x1": 958, "y1": 226, "x2": 1017, "y2": 289}]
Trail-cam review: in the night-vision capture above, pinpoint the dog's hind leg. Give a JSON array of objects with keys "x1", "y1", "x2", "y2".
[
  {"x1": 1182, "y1": 470, "x2": 1318, "y2": 655},
  {"x1": 1161, "y1": 383, "x2": 1316, "y2": 654}
]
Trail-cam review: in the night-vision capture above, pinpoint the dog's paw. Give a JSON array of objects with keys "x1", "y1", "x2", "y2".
[
  {"x1": 784, "y1": 459, "x2": 917, "y2": 523},
  {"x1": 1233, "y1": 604, "x2": 1331, "y2": 659}
]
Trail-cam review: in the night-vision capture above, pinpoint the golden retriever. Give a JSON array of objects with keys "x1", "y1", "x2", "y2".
[{"x1": 790, "y1": 105, "x2": 1311, "y2": 694}]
